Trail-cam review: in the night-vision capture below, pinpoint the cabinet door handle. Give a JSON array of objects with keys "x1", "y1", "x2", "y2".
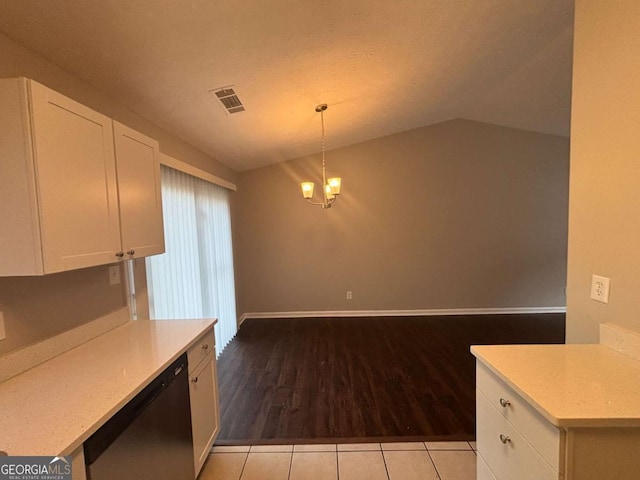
[
  {"x1": 115, "y1": 251, "x2": 124, "y2": 258},
  {"x1": 499, "y1": 398, "x2": 511, "y2": 408},
  {"x1": 126, "y1": 249, "x2": 135, "y2": 256},
  {"x1": 499, "y1": 434, "x2": 511, "y2": 444},
  {"x1": 191, "y1": 377, "x2": 199, "y2": 384},
  {"x1": 202, "y1": 344, "x2": 209, "y2": 351}
]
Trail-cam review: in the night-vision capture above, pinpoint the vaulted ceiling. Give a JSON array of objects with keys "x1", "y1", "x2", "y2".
[{"x1": 0, "y1": 1, "x2": 574, "y2": 171}]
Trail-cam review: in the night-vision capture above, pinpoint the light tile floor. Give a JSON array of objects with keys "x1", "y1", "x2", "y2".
[{"x1": 201, "y1": 441, "x2": 477, "y2": 480}]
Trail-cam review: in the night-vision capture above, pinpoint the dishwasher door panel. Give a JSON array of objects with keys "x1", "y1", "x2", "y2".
[{"x1": 85, "y1": 356, "x2": 194, "y2": 480}]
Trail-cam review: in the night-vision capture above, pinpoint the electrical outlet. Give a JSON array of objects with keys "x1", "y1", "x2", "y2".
[
  {"x1": 0, "y1": 311, "x2": 6, "y2": 341},
  {"x1": 590, "y1": 275, "x2": 611, "y2": 304},
  {"x1": 346, "y1": 291, "x2": 353, "y2": 300},
  {"x1": 109, "y1": 265, "x2": 121, "y2": 286}
]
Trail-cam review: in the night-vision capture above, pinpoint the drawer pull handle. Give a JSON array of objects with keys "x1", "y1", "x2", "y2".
[
  {"x1": 499, "y1": 434, "x2": 511, "y2": 444},
  {"x1": 191, "y1": 377, "x2": 199, "y2": 384},
  {"x1": 499, "y1": 398, "x2": 511, "y2": 408},
  {"x1": 202, "y1": 344, "x2": 209, "y2": 351},
  {"x1": 127, "y1": 249, "x2": 135, "y2": 256}
]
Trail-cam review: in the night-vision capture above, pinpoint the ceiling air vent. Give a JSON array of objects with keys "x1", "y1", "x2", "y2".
[{"x1": 210, "y1": 86, "x2": 245, "y2": 114}]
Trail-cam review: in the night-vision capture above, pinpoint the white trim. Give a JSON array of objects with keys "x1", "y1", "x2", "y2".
[
  {"x1": 159, "y1": 152, "x2": 237, "y2": 191},
  {"x1": 238, "y1": 306, "x2": 566, "y2": 326},
  {"x1": 0, "y1": 307, "x2": 130, "y2": 382}
]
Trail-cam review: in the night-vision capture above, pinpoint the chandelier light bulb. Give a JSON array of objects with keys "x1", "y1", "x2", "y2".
[
  {"x1": 327, "y1": 177, "x2": 341, "y2": 196},
  {"x1": 301, "y1": 182, "x2": 314, "y2": 199}
]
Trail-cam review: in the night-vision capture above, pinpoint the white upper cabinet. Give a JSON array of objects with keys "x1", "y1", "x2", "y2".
[
  {"x1": 0, "y1": 78, "x2": 121, "y2": 275},
  {"x1": 0, "y1": 78, "x2": 164, "y2": 276},
  {"x1": 113, "y1": 121, "x2": 164, "y2": 259}
]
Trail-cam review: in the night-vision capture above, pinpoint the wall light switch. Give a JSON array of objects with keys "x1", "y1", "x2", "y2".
[
  {"x1": 109, "y1": 265, "x2": 121, "y2": 286},
  {"x1": 590, "y1": 275, "x2": 611, "y2": 304},
  {"x1": 0, "y1": 312, "x2": 6, "y2": 341}
]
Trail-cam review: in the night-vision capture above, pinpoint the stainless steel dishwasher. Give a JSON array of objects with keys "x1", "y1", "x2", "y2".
[{"x1": 84, "y1": 353, "x2": 194, "y2": 480}]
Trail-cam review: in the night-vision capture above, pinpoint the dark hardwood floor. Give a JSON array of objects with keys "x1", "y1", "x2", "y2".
[{"x1": 216, "y1": 314, "x2": 565, "y2": 445}]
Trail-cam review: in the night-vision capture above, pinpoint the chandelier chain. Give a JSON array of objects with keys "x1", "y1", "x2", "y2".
[{"x1": 321, "y1": 108, "x2": 327, "y2": 196}]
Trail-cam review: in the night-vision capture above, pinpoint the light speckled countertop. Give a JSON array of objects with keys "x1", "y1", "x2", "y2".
[
  {"x1": 0, "y1": 318, "x2": 216, "y2": 456},
  {"x1": 471, "y1": 344, "x2": 640, "y2": 428}
]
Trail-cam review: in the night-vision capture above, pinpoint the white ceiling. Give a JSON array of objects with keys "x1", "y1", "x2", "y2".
[{"x1": 0, "y1": 1, "x2": 574, "y2": 171}]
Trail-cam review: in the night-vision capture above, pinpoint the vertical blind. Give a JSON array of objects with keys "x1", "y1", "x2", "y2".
[{"x1": 146, "y1": 165, "x2": 238, "y2": 355}]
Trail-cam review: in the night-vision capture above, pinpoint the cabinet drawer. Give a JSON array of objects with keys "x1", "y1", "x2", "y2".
[
  {"x1": 477, "y1": 390, "x2": 558, "y2": 480},
  {"x1": 188, "y1": 328, "x2": 215, "y2": 372},
  {"x1": 477, "y1": 454, "x2": 498, "y2": 480},
  {"x1": 477, "y1": 362, "x2": 562, "y2": 471}
]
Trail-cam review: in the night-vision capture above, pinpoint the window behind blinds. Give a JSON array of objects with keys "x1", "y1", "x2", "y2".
[{"x1": 146, "y1": 165, "x2": 238, "y2": 355}]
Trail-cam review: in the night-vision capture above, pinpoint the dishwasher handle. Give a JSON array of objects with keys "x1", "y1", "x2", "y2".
[
  {"x1": 129, "y1": 378, "x2": 166, "y2": 419},
  {"x1": 134, "y1": 362, "x2": 185, "y2": 412}
]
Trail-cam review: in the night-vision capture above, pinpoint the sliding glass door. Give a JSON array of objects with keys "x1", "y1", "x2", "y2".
[{"x1": 146, "y1": 165, "x2": 238, "y2": 355}]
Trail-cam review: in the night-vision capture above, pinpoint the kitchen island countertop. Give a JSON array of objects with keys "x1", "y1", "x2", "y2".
[{"x1": 472, "y1": 343, "x2": 640, "y2": 428}]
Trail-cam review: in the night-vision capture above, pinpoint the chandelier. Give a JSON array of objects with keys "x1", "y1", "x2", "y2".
[{"x1": 300, "y1": 104, "x2": 342, "y2": 208}]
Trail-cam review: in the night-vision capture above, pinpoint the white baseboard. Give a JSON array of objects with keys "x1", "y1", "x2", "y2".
[{"x1": 238, "y1": 306, "x2": 566, "y2": 327}]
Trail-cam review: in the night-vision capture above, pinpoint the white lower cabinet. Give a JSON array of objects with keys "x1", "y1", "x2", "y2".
[
  {"x1": 477, "y1": 390, "x2": 557, "y2": 480},
  {"x1": 476, "y1": 361, "x2": 640, "y2": 480},
  {"x1": 477, "y1": 454, "x2": 498, "y2": 480},
  {"x1": 477, "y1": 362, "x2": 562, "y2": 480},
  {"x1": 188, "y1": 333, "x2": 220, "y2": 477},
  {"x1": 71, "y1": 445, "x2": 87, "y2": 480}
]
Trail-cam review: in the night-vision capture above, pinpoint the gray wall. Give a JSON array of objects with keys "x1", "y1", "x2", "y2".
[
  {"x1": 0, "y1": 31, "x2": 230, "y2": 355},
  {"x1": 566, "y1": 0, "x2": 640, "y2": 342},
  {"x1": 234, "y1": 119, "x2": 569, "y2": 317}
]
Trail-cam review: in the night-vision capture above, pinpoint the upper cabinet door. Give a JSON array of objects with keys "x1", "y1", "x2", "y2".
[
  {"x1": 113, "y1": 121, "x2": 165, "y2": 259},
  {"x1": 29, "y1": 80, "x2": 122, "y2": 273},
  {"x1": 0, "y1": 78, "x2": 165, "y2": 276}
]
